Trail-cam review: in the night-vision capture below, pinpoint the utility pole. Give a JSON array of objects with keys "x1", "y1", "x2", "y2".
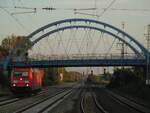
[
  {"x1": 145, "y1": 25, "x2": 150, "y2": 85},
  {"x1": 116, "y1": 22, "x2": 127, "y2": 69},
  {"x1": 121, "y1": 22, "x2": 125, "y2": 59},
  {"x1": 121, "y1": 22, "x2": 127, "y2": 59},
  {"x1": 117, "y1": 22, "x2": 127, "y2": 59}
]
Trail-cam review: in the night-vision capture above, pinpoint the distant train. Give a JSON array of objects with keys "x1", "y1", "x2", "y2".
[{"x1": 11, "y1": 68, "x2": 44, "y2": 95}]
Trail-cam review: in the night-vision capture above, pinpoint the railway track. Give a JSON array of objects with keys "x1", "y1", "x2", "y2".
[
  {"x1": 80, "y1": 91, "x2": 86, "y2": 113},
  {"x1": 0, "y1": 97, "x2": 20, "y2": 106},
  {"x1": 80, "y1": 86, "x2": 108, "y2": 113},
  {"x1": 0, "y1": 90, "x2": 47, "y2": 107},
  {"x1": 0, "y1": 83, "x2": 78, "y2": 113},
  {"x1": 0, "y1": 95, "x2": 16, "y2": 102},
  {"x1": 106, "y1": 89, "x2": 150, "y2": 113},
  {"x1": 112, "y1": 90, "x2": 150, "y2": 109},
  {"x1": 92, "y1": 92, "x2": 108, "y2": 113},
  {"x1": 0, "y1": 86, "x2": 60, "y2": 107},
  {"x1": 14, "y1": 88, "x2": 74, "y2": 113}
]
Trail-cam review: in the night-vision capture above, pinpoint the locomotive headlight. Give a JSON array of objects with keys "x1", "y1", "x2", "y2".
[
  {"x1": 20, "y1": 78, "x2": 23, "y2": 81},
  {"x1": 13, "y1": 83, "x2": 16, "y2": 86},
  {"x1": 26, "y1": 84, "x2": 29, "y2": 86}
]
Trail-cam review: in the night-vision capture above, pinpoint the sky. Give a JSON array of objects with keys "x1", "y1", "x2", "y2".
[
  {"x1": 0, "y1": 0, "x2": 150, "y2": 44},
  {"x1": 0, "y1": 0, "x2": 150, "y2": 74}
]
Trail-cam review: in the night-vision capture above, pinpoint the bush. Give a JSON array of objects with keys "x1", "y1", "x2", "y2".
[
  {"x1": 108, "y1": 68, "x2": 141, "y2": 88},
  {"x1": 0, "y1": 70, "x2": 10, "y2": 88},
  {"x1": 108, "y1": 67, "x2": 150, "y2": 102}
]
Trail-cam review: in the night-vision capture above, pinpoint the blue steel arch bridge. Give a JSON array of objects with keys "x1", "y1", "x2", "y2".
[{"x1": 0, "y1": 18, "x2": 150, "y2": 68}]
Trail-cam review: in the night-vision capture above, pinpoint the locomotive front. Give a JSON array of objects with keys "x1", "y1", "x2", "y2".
[{"x1": 11, "y1": 68, "x2": 33, "y2": 94}]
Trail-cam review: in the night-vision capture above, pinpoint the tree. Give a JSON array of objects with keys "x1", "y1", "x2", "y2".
[
  {"x1": 43, "y1": 67, "x2": 66, "y2": 85},
  {"x1": 0, "y1": 46, "x2": 8, "y2": 59},
  {"x1": 1, "y1": 34, "x2": 31, "y2": 57}
]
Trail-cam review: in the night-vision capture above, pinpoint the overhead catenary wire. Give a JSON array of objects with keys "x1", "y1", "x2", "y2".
[
  {"x1": 0, "y1": 7, "x2": 29, "y2": 32},
  {"x1": 74, "y1": 12, "x2": 99, "y2": 17},
  {"x1": 0, "y1": 0, "x2": 30, "y2": 32},
  {"x1": 11, "y1": 10, "x2": 36, "y2": 15},
  {"x1": 98, "y1": 0, "x2": 117, "y2": 17},
  {"x1": 1, "y1": 4, "x2": 150, "y2": 16},
  {"x1": 74, "y1": 0, "x2": 117, "y2": 18},
  {"x1": 74, "y1": 0, "x2": 150, "y2": 17},
  {"x1": 1, "y1": 5, "x2": 150, "y2": 11},
  {"x1": 14, "y1": 6, "x2": 36, "y2": 10}
]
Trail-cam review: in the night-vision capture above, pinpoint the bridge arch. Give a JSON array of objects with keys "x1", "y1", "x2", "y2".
[
  {"x1": 4, "y1": 18, "x2": 149, "y2": 68},
  {"x1": 30, "y1": 25, "x2": 140, "y2": 56}
]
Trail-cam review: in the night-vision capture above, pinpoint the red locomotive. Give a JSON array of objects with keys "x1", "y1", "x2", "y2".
[{"x1": 11, "y1": 68, "x2": 44, "y2": 95}]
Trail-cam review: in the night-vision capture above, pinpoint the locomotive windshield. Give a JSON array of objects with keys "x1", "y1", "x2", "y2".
[{"x1": 14, "y1": 72, "x2": 28, "y2": 77}]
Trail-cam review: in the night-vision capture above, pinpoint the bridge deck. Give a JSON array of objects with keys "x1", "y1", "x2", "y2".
[{"x1": 0, "y1": 58, "x2": 147, "y2": 68}]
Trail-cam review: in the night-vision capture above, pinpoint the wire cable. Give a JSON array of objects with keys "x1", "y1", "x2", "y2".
[
  {"x1": 92, "y1": 32, "x2": 103, "y2": 54},
  {"x1": 98, "y1": 0, "x2": 117, "y2": 17},
  {"x1": 105, "y1": 38, "x2": 116, "y2": 56},
  {"x1": 0, "y1": 7, "x2": 29, "y2": 32}
]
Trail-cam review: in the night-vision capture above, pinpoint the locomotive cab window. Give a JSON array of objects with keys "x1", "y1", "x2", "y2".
[
  {"x1": 22, "y1": 72, "x2": 28, "y2": 77},
  {"x1": 14, "y1": 72, "x2": 22, "y2": 77},
  {"x1": 14, "y1": 72, "x2": 28, "y2": 77}
]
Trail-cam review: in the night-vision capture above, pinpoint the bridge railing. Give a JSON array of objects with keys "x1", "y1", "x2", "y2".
[
  {"x1": 0, "y1": 53, "x2": 145, "y2": 63},
  {"x1": 26, "y1": 53, "x2": 144, "y2": 61},
  {"x1": 0, "y1": 53, "x2": 147, "y2": 68}
]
